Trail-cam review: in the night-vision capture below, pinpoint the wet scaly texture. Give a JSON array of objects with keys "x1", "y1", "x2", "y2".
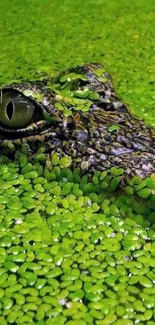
[{"x1": 0, "y1": 64, "x2": 155, "y2": 183}]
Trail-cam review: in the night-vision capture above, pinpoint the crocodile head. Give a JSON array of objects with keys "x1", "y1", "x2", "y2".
[{"x1": 0, "y1": 64, "x2": 155, "y2": 178}]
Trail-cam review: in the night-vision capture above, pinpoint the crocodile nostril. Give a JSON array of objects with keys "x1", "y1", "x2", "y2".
[{"x1": 98, "y1": 101, "x2": 116, "y2": 111}]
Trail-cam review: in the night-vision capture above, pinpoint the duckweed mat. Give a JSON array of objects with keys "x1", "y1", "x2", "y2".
[
  {"x1": 0, "y1": 146, "x2": 155, "y2": 324},
  {"x1": 0, "y1": 0, "x2": 155, "y2": 324},
  {"x1": 0, "y1": 0, "x2": 155, "y2": 126}
]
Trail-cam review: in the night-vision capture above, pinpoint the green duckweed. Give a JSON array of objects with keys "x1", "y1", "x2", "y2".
[
  {"x1": 0, "y1": 0, "x2": 155, "y2": 321},
  {"x1": 0, "y1": 145, "x2": 155, "y2": 324}
]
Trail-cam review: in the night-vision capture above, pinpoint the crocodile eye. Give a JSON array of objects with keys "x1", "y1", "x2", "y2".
[{"x1": 0, "y1": 91, "x2": 35, "y2": 129}]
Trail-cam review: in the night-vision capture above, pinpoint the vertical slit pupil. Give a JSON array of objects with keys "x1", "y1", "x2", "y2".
[{"x1": 6, "y1": 100, "x2": 14, "y2": 120}]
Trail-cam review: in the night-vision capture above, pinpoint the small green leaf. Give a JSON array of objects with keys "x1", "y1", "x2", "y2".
[
  {"x1": 63, "y1": 108, "x2": 73, "y2": 116},
  {"x1": 43, "y1": 111, "x2": 56, "y2": 123},
  {"x1": 60, "y1": 73, "x2": 88, "y2": 83},
  {"x1": 35, "y1": 93, "x2": 44, "y2": 102},
  {"x1": 23, "y1": 90, "x2": 34, "y2": 97},
  {"x1": 88, "y1": 91, "x2": 100, "y2": 100},
  {"x1": 95, "y1": 67, "x2": 106, "y2": 77},
  {"x1": 55, "y1": 102, "x2": 64, "y2": 111},
  {"x1": 108, "y1": 124, "x2": 120, "y2": 132},
  {"x1": 47, "y1": 82, "x2": 61, "y2": 94},
  {"x1": 98, "y1": 77, "x2": 108, "y2": 83},
  {"x1": 73, "y1": 88, "x2": 90, "y2": 99},
  {"x1": 23, "y1": 90, "x2": 43, "y2": 102},
  {"x1": 74, "y1": 101, "x2": 91, "y2": 112}
]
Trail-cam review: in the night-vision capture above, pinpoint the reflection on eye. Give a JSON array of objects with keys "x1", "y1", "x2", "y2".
[{"x1": 0, "y1": 91, "x2": 35, "y2": 129}]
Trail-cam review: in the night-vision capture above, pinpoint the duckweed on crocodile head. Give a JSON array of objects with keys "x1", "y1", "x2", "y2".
[{"x1": 0, "y1": 145, "x2": 155, "y2": 324}]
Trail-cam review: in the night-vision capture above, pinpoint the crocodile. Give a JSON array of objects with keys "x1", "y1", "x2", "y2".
[{"x1": 0, "y1": 64, "x2": 155, "y2": 180}]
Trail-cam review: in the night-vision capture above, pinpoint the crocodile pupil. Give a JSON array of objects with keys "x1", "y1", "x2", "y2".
[{"x1": 6, "y1": 100, "x2": 14, "y2": 120}]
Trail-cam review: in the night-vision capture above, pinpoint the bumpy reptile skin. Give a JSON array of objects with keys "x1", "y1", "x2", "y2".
[{"x1": 0, "y1": 64, "x2": 155, "y2": 179}]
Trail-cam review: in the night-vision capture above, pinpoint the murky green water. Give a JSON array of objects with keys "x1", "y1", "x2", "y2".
[{"x1": 0, "y1": 0, "x2": 155, "y2": 124}]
